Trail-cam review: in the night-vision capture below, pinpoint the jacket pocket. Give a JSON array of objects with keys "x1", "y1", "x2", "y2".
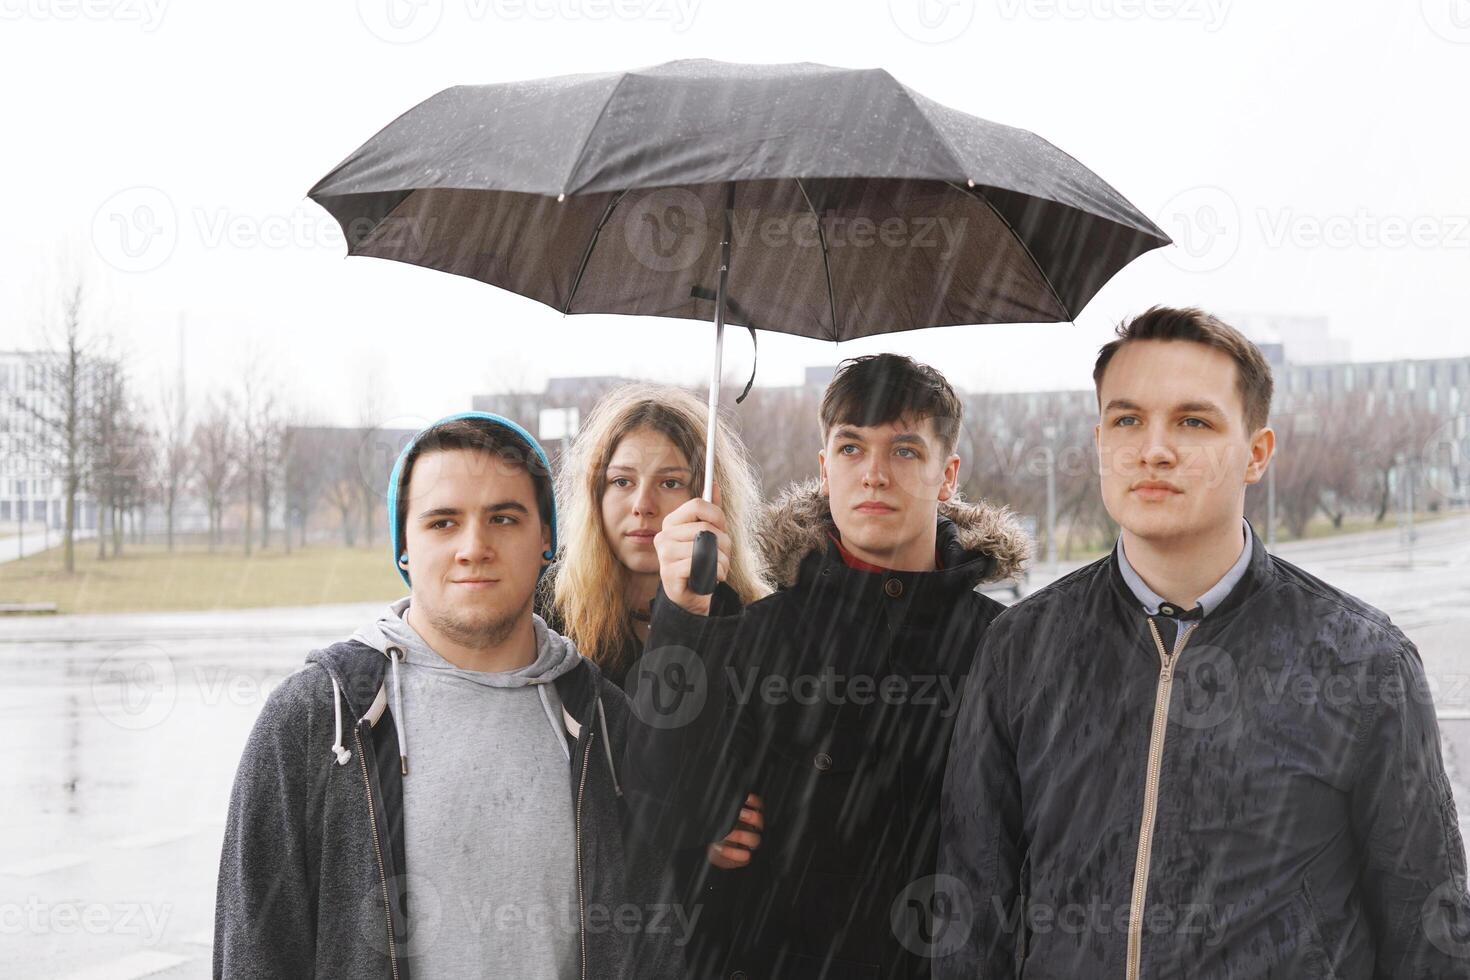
[{"x1": 763, "y1": 736, "x2": 868, "y2": 871}]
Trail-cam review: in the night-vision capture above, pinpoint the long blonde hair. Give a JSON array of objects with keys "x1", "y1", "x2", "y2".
[{"x1": 551, "y1": 383, "x2": 771, "y2": 676}]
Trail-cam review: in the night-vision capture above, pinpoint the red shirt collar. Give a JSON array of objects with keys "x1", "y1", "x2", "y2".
[{"x1": 828, "y1": 532, "x2": 944, "y2": 573}]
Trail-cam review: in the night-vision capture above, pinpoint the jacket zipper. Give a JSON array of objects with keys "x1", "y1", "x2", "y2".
[
  {"x1": 355, "y1": 725, "x2": 401, "y2": 980},
  {"x1": 575, "y1": 729, "x2": 593, "y2": 980},
  {"x1": 1125, "y1": 618, "x2": 1198, "y2": 980}
]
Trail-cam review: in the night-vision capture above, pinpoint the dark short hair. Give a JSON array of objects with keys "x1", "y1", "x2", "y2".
[
  {"x1": 1093, "y1": 306, "x2": 1274, "y2": 432},
  {"x1": 395, "y1": 417, "x2": 554, "y2": 539},
  {"x1": 819, "y1": 353, "x2": 963, "y2": 453}
]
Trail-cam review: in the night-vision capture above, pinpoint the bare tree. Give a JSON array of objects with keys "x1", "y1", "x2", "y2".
[
  {"x1": 156, "y1": 369, "x2": 191, "y2": 551},
  {"x1": 283, "y1": 424, "x2": 332, "y2": 550},
  {"x1": 258, "y1": 402, "x2": 290, "y2": 552},
  {"x1": 113, "y1": 413, "x2": 155, "y2": 554},
  {"x1": 735, "y1": 385, "x2": 822, "y2": 496},
  {"x1": 86, "y1": 356, "x2": 138, "y2": 560},
  {"x1": 23, "y1": 276, "x2": 96, "y2": 573},
  {"x1": 1361, "y1": 402, "x2": 1442, "y2": 522},
  {"x1": 1270, "y1": 408, "x2": 1333, "y2": 538},
  {"x1": 192, "y1": 395, "x2": 239, "y2": 551},
  {"x1": 353, "y1": 369, "x2": 388, "y2": 549},
  {"x1": 238, "y1": 350, "x2": 281, "y2": 557}
]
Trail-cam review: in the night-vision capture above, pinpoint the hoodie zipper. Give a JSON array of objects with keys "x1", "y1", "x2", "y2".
[
  {"x1": 575, "y1": 728, "x2": 593, "y2": 980},
  {"x1": 1124, "y1": 618, "x2": 1198, "y2": 980},
  {"x1": 354, "y1": 726, "x2": 401, "y2": 980}
]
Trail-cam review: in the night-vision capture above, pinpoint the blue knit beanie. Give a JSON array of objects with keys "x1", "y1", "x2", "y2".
[{"x1": 386, "y1": 412, "x2": 557, "y2": 587}]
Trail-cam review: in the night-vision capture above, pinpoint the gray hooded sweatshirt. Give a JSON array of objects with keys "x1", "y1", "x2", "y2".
[
  {"x1": 214, "y1": 601, "x2": 685, "y2": 980},
  {"x1": 350, "y1": 597, "x2": 582, "y2": 979}
]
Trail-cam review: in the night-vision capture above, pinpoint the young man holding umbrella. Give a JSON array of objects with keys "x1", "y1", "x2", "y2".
[
  {"x1": 641, "y1": 353, "x2": 1031, "y2": 979},
  {"x1": 937, "y1": 307, "x2": 1470, "y2": 979},
  {"x1": 214, "y1": 413, "x2": 683, "y2": 980}
]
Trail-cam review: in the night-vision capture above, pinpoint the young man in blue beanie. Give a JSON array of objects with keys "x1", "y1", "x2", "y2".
[{"x1": 214, "y1": 412, "x2": 685, "y2": 980}]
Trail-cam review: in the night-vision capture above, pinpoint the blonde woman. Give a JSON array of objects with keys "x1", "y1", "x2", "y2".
[
  {"x1": 540, "y1": 382, "x2": 770, "y2": 912},
  {"x1": 545, "y1": 382, "x2": 770, "y2": 684}
]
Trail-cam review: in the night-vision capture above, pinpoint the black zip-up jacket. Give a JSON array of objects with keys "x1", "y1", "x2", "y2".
[
  {"x1": 213, "y1": 637, "x2": 682, "y2": 980},
  {"x1": 536, "y1": 564, "x2": 749, "y2": 976},
  {"x1": 635, "y1": 481, "x2": 1031, "y2": 980},
  {"x1": 937, "y1": 524, "x2": 1470, "y2": 979}
]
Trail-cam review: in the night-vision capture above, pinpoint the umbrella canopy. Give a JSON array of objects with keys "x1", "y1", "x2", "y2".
[
  {"x1": 308, "y1": 59, "x2": 1168, "y2": 341},
  {"x1": 309, "y1": 59, "x2": 1170, "y2": 593}
]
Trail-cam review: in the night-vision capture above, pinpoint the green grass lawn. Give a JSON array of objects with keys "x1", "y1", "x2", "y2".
[{"x1": 0, "y1": 539, "x2": 407, "y2": 614}]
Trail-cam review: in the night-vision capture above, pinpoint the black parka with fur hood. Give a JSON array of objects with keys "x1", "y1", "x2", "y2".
[{"x1": 638, "y1": 479, "x2": 1031, "y2": 980}]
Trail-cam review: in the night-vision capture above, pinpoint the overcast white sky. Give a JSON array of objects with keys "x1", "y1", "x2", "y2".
[{"x1": 2, "y1": 0, "x2": 1467, "y2": 428}]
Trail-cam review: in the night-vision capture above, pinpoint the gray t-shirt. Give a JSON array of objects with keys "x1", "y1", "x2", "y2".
[{"x1": 353, "y1": 599, "x2": 583, "y2": 980}]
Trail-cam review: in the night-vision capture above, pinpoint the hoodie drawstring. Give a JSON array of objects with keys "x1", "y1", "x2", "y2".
[
  {"x1": 389, "y1": 646, "x2": 409, "y2": 776},
  {"x1": 595, "y1": 694, "x2": 622, "y2": 798},
  {"x1": 330, "y1": 676, "x2": 353, "y2": 766}
]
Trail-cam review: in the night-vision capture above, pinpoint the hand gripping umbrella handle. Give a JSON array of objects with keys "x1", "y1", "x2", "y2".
[{"x1": 690, "y1": 530, "x2": 719, "y2": 596}]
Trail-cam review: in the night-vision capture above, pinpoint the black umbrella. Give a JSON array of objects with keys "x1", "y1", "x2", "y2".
[{"x1": 309, "y1": 59, "x2": 1169, "y2": 591}]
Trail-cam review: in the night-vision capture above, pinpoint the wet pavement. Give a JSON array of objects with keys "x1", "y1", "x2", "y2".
[{"x1": 4, "y1": 517, "x2": 1469, "y2": 978}]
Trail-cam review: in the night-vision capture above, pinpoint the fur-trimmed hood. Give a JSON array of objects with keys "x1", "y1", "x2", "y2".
[{"x1": 756, "y1": 479, "x2": 1032, "y2": 590}]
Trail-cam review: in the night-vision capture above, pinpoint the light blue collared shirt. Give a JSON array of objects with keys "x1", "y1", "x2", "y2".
[{"x1": 1116, "y1": 519, "x2": 1252, "y2": 620}]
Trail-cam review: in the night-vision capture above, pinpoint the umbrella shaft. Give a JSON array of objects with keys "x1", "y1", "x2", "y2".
[{"x1": 703, "y1": 184, "x2": 735, "y2": 503}]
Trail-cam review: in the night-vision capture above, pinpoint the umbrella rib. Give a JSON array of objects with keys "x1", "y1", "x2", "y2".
[
  {"x1": 795, "y1": 178, "x2": 840, "y2": 342},
  {"x1": 945, "y1": 180, "x2": 1072, "y2": 321},
  {"x1": 563, "y1": 190, "x2": 628, "y2": 315}
]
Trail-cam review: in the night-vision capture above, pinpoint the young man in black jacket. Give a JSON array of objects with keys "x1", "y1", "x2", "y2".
[
  {"x1": 938, "y1": 307, "x2": 1470, "y2": 979},
  {"x1": 639, "y1": 354, "x2": 1030, "y2": 979}
]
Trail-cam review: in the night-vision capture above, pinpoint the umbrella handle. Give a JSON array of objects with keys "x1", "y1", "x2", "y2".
[{"x1": 690, "y1": 530, "x2": 719, "y2": 596}]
